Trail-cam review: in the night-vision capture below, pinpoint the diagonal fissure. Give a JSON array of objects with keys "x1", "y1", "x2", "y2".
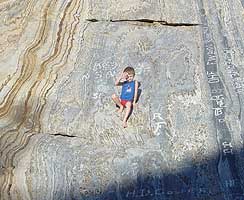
[
  {"x1": 86, "y1": 18, "x2": 200, "y2": 26},
  {"x1": 50, "y1": 133, "x2": 77, "y2": 138}
]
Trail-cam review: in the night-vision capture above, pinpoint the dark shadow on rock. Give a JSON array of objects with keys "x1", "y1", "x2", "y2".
[
  {"x1": 50, "y1": 152, "x2": 244, "y2": 200},
  {"x1": 43, "y1": 149, "x2": 244, "y2": 200}
]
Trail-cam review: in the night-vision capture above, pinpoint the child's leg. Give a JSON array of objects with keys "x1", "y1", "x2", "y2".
[
  {"x1": 111, "y1": 94, "x2": 124, "y2": 112},
  {"x1": 123, "y1": 101, "x2": 132, "y2": 128}
]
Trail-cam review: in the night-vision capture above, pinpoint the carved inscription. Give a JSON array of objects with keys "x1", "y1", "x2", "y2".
[
  {"x1": 124, "y1": 187, "x2": 213, "y2": 198},
  {"x1": 198, "y1": 2, "x2": 243, "y2": 197},
  {"x1": 224, "y1": 48, "x2": 244, "y2": 94},
  {"x1": 152, "y1": 113, "x2": 165, "y2": 136}
]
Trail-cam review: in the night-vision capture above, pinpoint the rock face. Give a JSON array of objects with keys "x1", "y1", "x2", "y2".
[{"x1": 0, "y1": 0, "x2": 244, "y2": 199}]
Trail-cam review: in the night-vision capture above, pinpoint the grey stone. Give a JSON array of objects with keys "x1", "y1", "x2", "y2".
[{"x1": 1, "y1": 0, "x2": 244, "y2": 200}]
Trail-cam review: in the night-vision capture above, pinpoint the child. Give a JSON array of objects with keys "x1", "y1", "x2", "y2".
[{"x1": 111, "y1": 67, "x2": 139, "y2": 128}]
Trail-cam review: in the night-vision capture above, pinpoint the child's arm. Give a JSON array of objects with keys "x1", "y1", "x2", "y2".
[
  {"x1": 133, "y1": 80, "x2": 139, "y2": 105},
  {"x1": 115, "y1": 72, "x2": 127, "y2": 86}
]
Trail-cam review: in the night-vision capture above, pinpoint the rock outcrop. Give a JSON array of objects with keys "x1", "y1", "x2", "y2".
[{"x1": 0, "y1": 0, "x2": 244, "y2": 199}]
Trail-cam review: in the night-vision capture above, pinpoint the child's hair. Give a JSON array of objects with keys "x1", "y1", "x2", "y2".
[{"x1": 123, "y1": 66, "x2": 135, "y2": 76}]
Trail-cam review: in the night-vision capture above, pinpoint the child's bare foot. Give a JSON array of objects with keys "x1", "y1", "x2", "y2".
[{"x1": 123, "y1": 121, "x2": 128, "y2": 128}]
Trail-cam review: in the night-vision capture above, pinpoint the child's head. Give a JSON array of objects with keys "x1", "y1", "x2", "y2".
[{"x1": 123, "y1": 66, "x2": 135, "y2": 82}]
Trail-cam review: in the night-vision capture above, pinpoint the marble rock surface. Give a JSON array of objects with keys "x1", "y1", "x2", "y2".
[{"x1": 0, "y1": 0, "x2": 244, "y2": 200}]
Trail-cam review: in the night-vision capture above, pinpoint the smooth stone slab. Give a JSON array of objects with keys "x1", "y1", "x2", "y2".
[{"x1": 1, "y1": 0, "x2": 244, "y2": 199}]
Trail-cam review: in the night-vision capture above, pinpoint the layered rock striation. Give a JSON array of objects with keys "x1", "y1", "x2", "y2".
[{"x1": 0, "y1": 0, "x2": 244, "y2": 200}]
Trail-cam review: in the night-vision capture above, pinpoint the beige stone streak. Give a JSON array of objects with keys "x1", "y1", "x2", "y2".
[
  {"x1": 0, "y1": 0, "x2": 36, "y2": 55},
  {"x1": 0, "y1": 1, "x2": 53, "y2": 118},
  {"x1": 30, "y1": 0, "x2": 83, "y2": 133},
  {"x1": 0, "y1": 0, "x2": 56, "y2": 199},
  {"x1": 0, "y1": 0, "x2": 54, "y2": 159},
  {"x1": 0, "y1": 0, "x2": 51, "y2": 159},
  {"x1": 0, "y1": 0, "x2": 82, "y2": 155},
  {"x1": 0, "y1": 0, "x2": 84, "y2": 198}
]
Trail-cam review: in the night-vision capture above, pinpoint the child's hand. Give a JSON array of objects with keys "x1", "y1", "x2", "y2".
[{"x1": 121, "y1": 72, "x2": 128, "y2": 80}]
